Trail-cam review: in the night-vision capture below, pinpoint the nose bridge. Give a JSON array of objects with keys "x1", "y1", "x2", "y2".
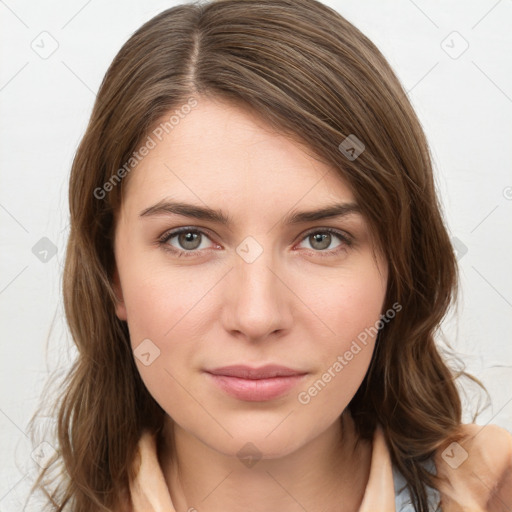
[
  {"x1": 234, "y1": 234, "x2": 279, "y2": 303},
  {"x1": 224, "y1": 234, "x2": 288, "y2": 337}
]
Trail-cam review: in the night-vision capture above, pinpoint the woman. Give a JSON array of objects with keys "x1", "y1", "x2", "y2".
[{"x1": 28, "y1": 0, "x2": 512, "y2": 510}]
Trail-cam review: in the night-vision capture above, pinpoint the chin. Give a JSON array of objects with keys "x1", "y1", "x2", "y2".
[{"x1": 192, "y1": 420, "x2": 315, "y2": 462}]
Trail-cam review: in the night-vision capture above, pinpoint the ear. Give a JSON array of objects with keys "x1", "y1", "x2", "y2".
[{"x1": 112, "y1": 266, "x2": 128, "y2": 321}]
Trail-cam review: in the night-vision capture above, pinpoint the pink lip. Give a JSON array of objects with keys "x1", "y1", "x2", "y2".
[
  {"x1": 207, "y1": 364, "x2": 305, "y2": 379},
  {"x1": 204, "y1": 365, "x2": 308, "y2": 401}
]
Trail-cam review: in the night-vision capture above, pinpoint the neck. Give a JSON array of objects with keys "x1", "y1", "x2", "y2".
[{"x1": 158, "y1": 411, "x2": 372, "y2": 512}]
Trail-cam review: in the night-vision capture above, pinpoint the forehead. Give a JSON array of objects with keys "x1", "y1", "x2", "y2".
[{"x1": 120, "y1": 96, "x2": 355, "y2": 219}]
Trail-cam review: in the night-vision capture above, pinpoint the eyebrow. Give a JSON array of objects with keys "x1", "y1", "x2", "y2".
[{"x1": 139, "y1": 200, "x2": 361, "y2": 226}]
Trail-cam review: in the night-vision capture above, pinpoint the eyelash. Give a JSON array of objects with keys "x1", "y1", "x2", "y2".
[{"x1": 157, "y1": 226, "x2": 353, "y2": 259}]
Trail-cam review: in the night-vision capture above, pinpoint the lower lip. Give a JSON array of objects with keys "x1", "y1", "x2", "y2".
[{"x1": 205, "y1": 373, "x2": 307, "y2": 401}]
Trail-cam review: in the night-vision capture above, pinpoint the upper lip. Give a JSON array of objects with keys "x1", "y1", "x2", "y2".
[{"x1": 206, "y1": 364, "x2": 307, "y2": 379}]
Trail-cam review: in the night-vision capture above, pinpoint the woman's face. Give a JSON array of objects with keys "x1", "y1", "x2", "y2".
[{"x1": 112, "y1": 95, "x2": 388, "y2": 459}]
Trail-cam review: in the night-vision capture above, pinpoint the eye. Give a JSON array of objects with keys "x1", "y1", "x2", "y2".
[
  {"x1": 158, "y1": 227, "x2": 216, "y2": 257},
  {"x1": 296, "y1": 228, "x2": 352, "y2": 256},
  {"x1": 158, "y1": 226, "x2": 352, "y2": 258}
]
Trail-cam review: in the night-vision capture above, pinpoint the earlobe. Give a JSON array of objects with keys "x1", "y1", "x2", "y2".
[{"x1": 112, "y1": 267, "x2": 128, "y2": 321}]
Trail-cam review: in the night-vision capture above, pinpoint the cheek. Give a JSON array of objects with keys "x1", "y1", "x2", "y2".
[
  {"x1": 121, "y1": 264, "x2": 208, "y2": 345},
  {"x1": 291, "y1": 268, "x2": 386, "y2": 436},
  {"x1": 298, "y1": 257, "x2": 386, "y2": 402},
  {"x1": 122, "y1": 271, "x2": 203, "y2": 416},
  {"x1": 311, "y1": 256, "x2": 387, "y2": 346},
  {"x1": 119, "y1": 263, "x2": 215, "y2": 408}
]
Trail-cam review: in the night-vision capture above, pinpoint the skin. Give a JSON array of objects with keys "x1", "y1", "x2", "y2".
[{"x1": 112, "y1": 95, "x2": 389, "y2": 512}]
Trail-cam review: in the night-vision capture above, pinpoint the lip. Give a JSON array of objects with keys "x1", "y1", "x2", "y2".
[
  {"x1": 204, "y1": 365, "x2": 308, "y2": 402},
  {"x1": 206, "y1": 364, "x2": 306, "y2": 379}
]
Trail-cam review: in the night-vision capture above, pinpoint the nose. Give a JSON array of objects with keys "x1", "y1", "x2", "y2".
[{"x1": 220, "y1": 237, "x2": 294, "y2": 342}]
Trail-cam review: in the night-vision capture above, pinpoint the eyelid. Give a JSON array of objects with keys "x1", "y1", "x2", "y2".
[{"x1": 299, "y1": 226, "x2": 353, "y2": 245}]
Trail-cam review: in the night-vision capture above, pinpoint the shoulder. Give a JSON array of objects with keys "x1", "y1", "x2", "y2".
[{"x1": 434, "y1": 423, "x2": 512, "y2": 511}]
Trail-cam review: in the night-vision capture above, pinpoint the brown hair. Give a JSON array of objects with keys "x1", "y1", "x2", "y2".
[{"x1": 26, "y1": 0, "x2": 481, "y2": 510}]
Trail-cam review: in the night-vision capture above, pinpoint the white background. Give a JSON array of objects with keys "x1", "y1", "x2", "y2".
[{"x1": 1, "y1": 0, "x2": 511, "y2": 509}]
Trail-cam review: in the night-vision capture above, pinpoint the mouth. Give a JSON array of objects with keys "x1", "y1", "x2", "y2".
[
  {"x1": 206, "y1": 364, "x2": 306, "y2": 379},
  {"x1": 204, "y1": 365, "x2": 308, "y2": 402}
]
